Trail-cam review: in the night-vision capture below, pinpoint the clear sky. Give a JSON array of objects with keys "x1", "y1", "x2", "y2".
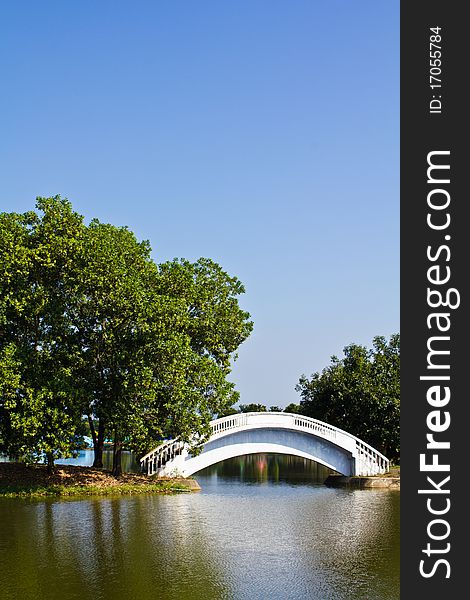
[{"x1": 0, "y1": 1, "x2": 399, "y2": 408}]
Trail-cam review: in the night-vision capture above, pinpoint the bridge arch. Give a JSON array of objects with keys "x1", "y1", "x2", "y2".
[{"x1": 140, "y1": 412, "x2": 390, "y2": 477}]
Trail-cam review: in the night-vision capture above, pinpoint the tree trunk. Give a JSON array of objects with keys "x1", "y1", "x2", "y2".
[
  {"x1": 88, "y1": 414, "x2": 97, "y2": 447},
  {"x1": 112, "y1": 433, "x2": 123, "y2": 477},
  {"x1": 46, "y1": 452, "x2": 55, "y2": 475},
  {"x1": 91, "y1": 419, "x2": 105, "y2": 468}
]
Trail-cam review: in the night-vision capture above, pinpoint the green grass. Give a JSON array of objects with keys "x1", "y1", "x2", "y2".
[{"x1": 0, "y1": 481, "x2": 191, "y2": 498}]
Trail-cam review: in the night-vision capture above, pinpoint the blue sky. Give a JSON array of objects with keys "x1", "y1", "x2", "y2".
[{"x1": 0, "y1": 1, "x2": 399, "y2": 407}]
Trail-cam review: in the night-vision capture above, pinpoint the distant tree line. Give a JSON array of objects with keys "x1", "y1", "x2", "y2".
[
  {"x1": 219, "y1": 403, "x2": 301, "y2": 416},
  {"x1": 0, "y1": 197, "x2": 253, "y2": 475}
]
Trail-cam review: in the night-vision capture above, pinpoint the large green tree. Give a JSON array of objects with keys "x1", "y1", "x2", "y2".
[
  {"x1": 0, "y1": 199, "x2": 86, "y2": 471},
  {"x1": 153, "y1": 258, "x2": 253, "y2": 448},
  {"x1": 296, "y1": 334, "x2": 400, "y2": 461},
  {"x1": 1, "y1": 197, "x2": 253, "y2": 475},
  {"x1": 71, "y1": 219, "x2": 168, "y2": 473},
  {"x1": 77, "y1": 232, "x2": 252, "y2": 475}
]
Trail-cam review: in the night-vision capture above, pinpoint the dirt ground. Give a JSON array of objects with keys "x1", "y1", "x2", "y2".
[{"x1": 0, "y1": 461, "x2": 164, "y2": 490}]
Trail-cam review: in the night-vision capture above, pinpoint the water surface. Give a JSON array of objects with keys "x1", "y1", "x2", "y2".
[{"x1": 0, "y1": 454, "x2": 399, "y2": 600}]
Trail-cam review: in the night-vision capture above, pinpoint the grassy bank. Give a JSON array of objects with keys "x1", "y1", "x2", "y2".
[{"x1": 0, "y1": 462, "x2": 199, "y2": 498}]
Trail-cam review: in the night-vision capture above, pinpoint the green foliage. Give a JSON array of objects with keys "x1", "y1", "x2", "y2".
[
  {"x1": 0, "y1": 480, "x2": 189, "y2": 498},
  {"x1": 238, "y1": 403, "x2": 267, "y2": 413},
  {"x1": 296, "y1": 335, "x2": 400, "y2": 461},
  {"x1": 0, "y1": 197, "x2": 253, "y2": 472},
  {"x1": 216, "y1": 406, "x2": 239, "y2": 418},
  {"x1": 283, "y1": 403, "x2": 302, "y2": 414},
  {"x1": 150, "y1": 257, "x2": 253, "y2": 452},
  {"x1": 0, "y1": 198, "x2": 87, "y2": 465}
]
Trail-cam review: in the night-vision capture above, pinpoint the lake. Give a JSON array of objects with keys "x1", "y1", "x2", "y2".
[{"x1": 0, "y1": 453, "x2": 399, "y2": 599}]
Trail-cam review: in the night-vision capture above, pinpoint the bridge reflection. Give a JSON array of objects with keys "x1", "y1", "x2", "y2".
[{"x1": 196, "y1": 453, "x2": 334, "y2": 484}]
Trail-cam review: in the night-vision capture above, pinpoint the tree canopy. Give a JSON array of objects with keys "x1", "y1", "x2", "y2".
[
  {"x1": 296, "y1": 335, "x2": 400, "y2": 462},
  {"x1": 0, "y1": 197, "x2": 253, "y2": 474}
]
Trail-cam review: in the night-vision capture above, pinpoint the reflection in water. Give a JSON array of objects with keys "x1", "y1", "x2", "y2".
[
  {"x1": 0, "y1": 454, "x2": 399, "y2": 600},
  {"x1": 201, "y1": 453, "x2": 333, "y2": 484}
]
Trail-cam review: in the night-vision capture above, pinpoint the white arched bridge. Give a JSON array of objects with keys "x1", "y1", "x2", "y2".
[{"x1": 140, "y1": 412, "x2": 390, "y2": 477}]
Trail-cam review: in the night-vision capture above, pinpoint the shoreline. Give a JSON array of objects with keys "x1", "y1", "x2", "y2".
[
  {"x1": 0, "y1": 462, "x2": 201, "y2": 498},
  {"x1": 324, "y1": 474, "x2": 400, "y2": 490}
]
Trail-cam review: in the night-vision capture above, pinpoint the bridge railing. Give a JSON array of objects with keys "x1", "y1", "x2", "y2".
[
  {"x1": 354, "y1": 439, "x2": 390, "y2": 475},
  {"x1": 289, "y1": 412, "x2": 390, "y2": 475},
  {"x1": 140, "y1": 412, "x2": 390, "y2": 476},
  {"x1": 292, "y1": 414, "x2": 338, "y2": 441},
  {"x1": 209, "y1": 412, "x2": 339, "y2": 439},
  {"x1": 288, "y1": 413, "x2": 389, "y2": 475},
  {"x1": 210, "y1": 413, "x2": 248, "y2": 435},
  {"x1": 209, "y1": 412, "x2": 341, "y2": 446},
  {"x1": 140, "y1": 438, "x2": 185, "y2": 476}
]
